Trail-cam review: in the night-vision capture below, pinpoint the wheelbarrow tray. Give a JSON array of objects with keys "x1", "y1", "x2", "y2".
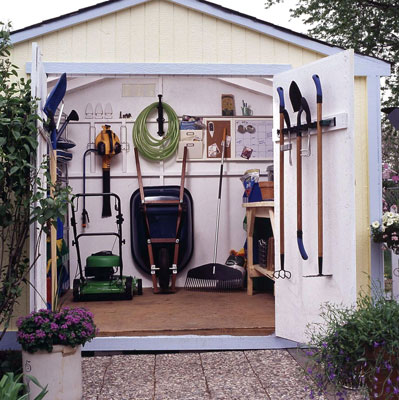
[{"x1": 130, "y1": 185, "x2": 194, "y2": 276}]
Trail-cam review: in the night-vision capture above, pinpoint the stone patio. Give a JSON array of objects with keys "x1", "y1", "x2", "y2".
[{"x1": 82, "y1": 349, "x2": 367, "y2": 399}]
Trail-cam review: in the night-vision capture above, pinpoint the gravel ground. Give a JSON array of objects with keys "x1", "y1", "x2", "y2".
[{"x1": 82, "y1": 349, "x2": 368, "y2": 400}]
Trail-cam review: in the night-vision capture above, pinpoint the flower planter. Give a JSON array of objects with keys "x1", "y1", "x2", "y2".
[{"x1": 22, "y1": 345, "x2": 82, "y2": 400}]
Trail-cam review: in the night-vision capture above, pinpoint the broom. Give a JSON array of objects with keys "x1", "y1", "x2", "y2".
[{"x1": 184, "y1": 128, "x2": 244, "y2": 291}]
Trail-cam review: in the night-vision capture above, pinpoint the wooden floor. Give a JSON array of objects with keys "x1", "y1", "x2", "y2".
[{"x1": 62, "y1": 288, "x2": 275, "y2": 337}]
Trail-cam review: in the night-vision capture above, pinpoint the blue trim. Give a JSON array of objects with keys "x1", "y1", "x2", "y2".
[
  {"x1": 367, "y1": 75, "x2": 384, "y2": 293},
  {"x1": 0, "y1": 332, "x2": 21, "y2": 351},
  {"x1": 0, "y1": 332, "x2": 298, "y2": 351},
  {"x1": 82, "y1": 334, "x2": 298, "y2": 351},
  {"x1": 25, "y1": 62, "x2": 292, "y2": 76}
]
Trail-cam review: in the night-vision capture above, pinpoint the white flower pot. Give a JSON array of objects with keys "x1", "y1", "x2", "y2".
[{"x1": 22, "y1": 345, "x2": 82, "y2": 400}]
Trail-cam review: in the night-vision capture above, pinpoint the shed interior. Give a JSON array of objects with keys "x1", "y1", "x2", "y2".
[{"x1": 54, "y1": 74, "x2": 276, "y2": 336}]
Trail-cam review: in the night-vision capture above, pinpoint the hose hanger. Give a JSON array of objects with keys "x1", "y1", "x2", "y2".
[
  {"x1": 157, "y1": 94, "x2": 165, "y2": 137},
  {"x1": 95, "y1": 125, "x2": 121, "y2": 217}
]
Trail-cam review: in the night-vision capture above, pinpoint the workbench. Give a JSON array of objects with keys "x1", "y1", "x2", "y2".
[{"x1": 242, "y1": 201, "x2": 275, "y2": 295}]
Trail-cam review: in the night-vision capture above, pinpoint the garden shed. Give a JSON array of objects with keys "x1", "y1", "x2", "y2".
[{"x1": 6, "y1": 0, "x2": 390, "y2": 351}]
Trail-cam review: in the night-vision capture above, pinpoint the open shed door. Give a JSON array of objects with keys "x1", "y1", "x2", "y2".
[
  {"x1": 29, "y1": 43, "x2": 48, "y2": 310},
  {"x1": 273, "y1": 50, "x2": 356, "y2": 343}
]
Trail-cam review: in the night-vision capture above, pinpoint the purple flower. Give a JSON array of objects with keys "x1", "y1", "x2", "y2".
[
  {"x1": 35, "y1": 330, "x2": 46, "y2": 339},
  {"x1": 50, "y1": 322, "x2": 58, "y2": 330}
]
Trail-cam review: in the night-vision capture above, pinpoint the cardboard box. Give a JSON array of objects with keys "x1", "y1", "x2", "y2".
[
  {"x1": 178, "y1": 141, "x2": 203, "y2": 159},
  {"x1": 259, "y1": 181, "x2": 274, "y2": 200}
]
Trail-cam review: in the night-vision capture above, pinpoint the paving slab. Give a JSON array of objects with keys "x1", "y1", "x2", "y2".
[
  {"x1": 200, "y1": 351, "x2": 269, "y2": 400},
  {"x1": 154, "y1": 353, "x2": 209, "y2": 400}
]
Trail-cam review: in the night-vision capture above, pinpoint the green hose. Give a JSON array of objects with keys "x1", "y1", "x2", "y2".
[{"x1": 132, "y1": 102, "x2": 180, "y2": 161}]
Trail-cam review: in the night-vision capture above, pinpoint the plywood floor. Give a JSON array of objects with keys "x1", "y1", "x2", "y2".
[{"x1": 62, "y1": 288, "x2": 275, "y2": 337}]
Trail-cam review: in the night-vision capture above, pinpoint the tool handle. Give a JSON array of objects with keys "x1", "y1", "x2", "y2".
[
  {"x1": 102, "y1": 169, "x2": 112, "y2": 217},
  {"x1": 312, "y1": 74, "x2": 322, "y2": 104},
  {"x1": 277, "y1": 87, "x2": 285, "y2": 113}
]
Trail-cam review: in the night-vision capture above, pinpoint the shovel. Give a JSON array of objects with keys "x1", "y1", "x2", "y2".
[{"x1": 289, "y1": 81, "x2": 310, "y2": 260}]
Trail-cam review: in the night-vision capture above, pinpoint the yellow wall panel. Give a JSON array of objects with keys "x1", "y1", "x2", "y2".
[
  {"x1": 42, "y1": 32, "x2": 59, "y2": 62},
  {"x1": 245, "y1": 30, "x2": 261, "y2": 64},
  {"x1": 354, "y1": 76, "x2": 371, "y2": 294},
  {"x1": 115, "y1": 9, "x2": 132, "y2": 62},
  {"x1": 188, "y1": 10, "x2": 203, "y2": 63},
  {"x1": 173, "y1": 4, "x2": 189, "y2": 62},
  {"x1": 56, "y1": 28, "x2": 73, "y2": 61},
  {"x1": 101, "y1": 14, "x2": 116, "y2": 61},
  {"x1": 144, "y1": 0, "x2": 160, "y2": 62},
  {"x1": 231, "y1": 25, "x2": 246, "y2": 64},
  {"x1": 202, "y1": 14, "x2": 217, "y2": 63},
  {"x1": 159, "y1": 1, "x2": 174, "y2": 62},
  {"x1": 86, "y1": 19, "x2": 102, "y2": 62},
  {"x1": 288, "y1": 44, "x2": 304, "y2": 68},
  {"x1": 273, "y1": 38, "x2": 290, "y2": 64},
  {"x1": 130, "y1": 4, "x2": 145, "y2": 62},
  {"x1": 71, "y1": 24, "x2": 87, "y2": 62},
  {"x1": 216, "y1": 19, "x2": 231, "y2": 63},
  {"x1": 10, "y1": 42, "x2": 31, "y2": 76},
  {"x1": 259, "y1": 35, "x2": 276, "y2": 64}
]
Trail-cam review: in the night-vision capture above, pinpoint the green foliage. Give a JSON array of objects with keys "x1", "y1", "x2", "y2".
[
  {"x1": 265, "y1": 0, "x2": 399, "y2": 171},
  {"x1": 0, "y1": 22, "x2": 71, "y2": 340},
  {"x1": 16, "y1": 307, "x2": 97, "y2": 353},
  {"x1": 304, "y1": 290, "x2": 399, "y2": 398},
  {"x1": 0, "y1": 372, "x2": 47, "y2": 400}
]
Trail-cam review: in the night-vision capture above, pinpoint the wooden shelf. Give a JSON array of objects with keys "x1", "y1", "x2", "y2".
[{"x1": 253, "y1": 264, "x2": 275, "y2": 281}]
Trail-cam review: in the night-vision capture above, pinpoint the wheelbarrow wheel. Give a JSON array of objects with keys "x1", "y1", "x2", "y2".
[
  {"x1": 73, "y1": 279, "x2": 81, "y2": 302},
  {"x1": 158, "y1": 247, "x2": 170, "y2": 290}
]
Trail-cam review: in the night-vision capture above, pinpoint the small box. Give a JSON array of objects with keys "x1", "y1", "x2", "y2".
[
  {"x1": 180, "y1": 129, "x2": 203, "y2": 141},
  {"x1": 178, "y1": 141, "x2": 203, "y2": 159},
  {"x1": 259, "y1": 181, "x2": 274, "y2": 200}
]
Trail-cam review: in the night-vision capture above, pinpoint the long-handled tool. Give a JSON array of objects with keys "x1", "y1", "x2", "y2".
[
  {"x1": 274, "y1": 87, "x2": 291, "y2": 280},
  {"x1": 305, "y1": 74, "x2": 332, "y2": 277},
  {"x1": 185, "y1": 128, "x2": 244, "y2": 291},
  {"x1": 289, "y1": 81, "x2": 310, "y2": 260}
]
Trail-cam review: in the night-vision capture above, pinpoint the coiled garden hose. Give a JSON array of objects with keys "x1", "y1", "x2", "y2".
[{"x1": 132, "y1": 102, "x2": 180, "y2": 161}]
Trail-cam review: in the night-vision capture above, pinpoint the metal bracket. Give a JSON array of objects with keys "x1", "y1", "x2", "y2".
[
  {"x1": 151, "y1": 264, "x2": 159, "y2": 274},
  {"x1": 170, "y1": 264, "x2": 178, "y2": 274},
  {"x1": 300, "y1": 130, "x2": 311, "y2": 157}
]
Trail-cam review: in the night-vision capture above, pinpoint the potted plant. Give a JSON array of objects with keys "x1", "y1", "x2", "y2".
[
  {"x1": 16, "y1": 307, "x2": 97, "y2": 400},
  {"x1": 304, "y1": 290, "x2": 399, "y2": 399},
  {"x1": 370, "y1": 211, "x2": 399, "y2": 253}
]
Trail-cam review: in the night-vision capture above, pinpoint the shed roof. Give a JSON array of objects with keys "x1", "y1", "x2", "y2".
[{"x1": 10, "y1": 0, "x2": 390, "y2": 76}]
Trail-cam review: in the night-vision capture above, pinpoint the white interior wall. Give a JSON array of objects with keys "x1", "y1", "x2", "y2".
[{"x1": 62, "y1": 76, "x2": 272, "y2": 287}]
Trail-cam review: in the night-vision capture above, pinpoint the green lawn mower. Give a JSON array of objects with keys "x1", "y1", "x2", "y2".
[{"x1": 71, "y1": 192, "x2": 135, "y2": 301}]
